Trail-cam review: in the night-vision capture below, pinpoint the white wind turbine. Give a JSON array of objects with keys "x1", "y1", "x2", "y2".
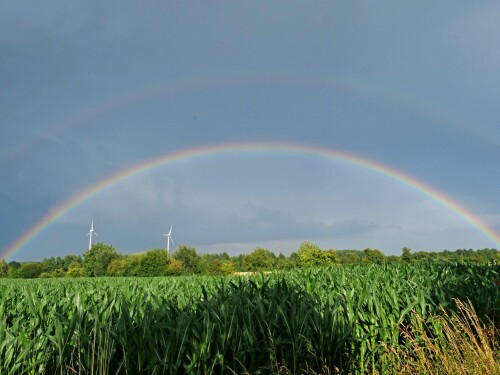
[
  {"x1": 163, "y1": 225, "x2": 174, "y2": 255},
  {"x1": 87, "y1": 220, "x2": 97, "y2": 250}
]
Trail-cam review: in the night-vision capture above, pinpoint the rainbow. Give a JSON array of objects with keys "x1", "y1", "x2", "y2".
[
  {"x1": 2, "y1": 71, "x2": 499, "y2": 169},
  {"x1": 2, "y1": 141, "x2": 499, "y2": 260}
]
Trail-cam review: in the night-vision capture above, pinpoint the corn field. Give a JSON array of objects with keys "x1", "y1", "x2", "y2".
[{"x1": 0, "y1": 263, "x2": 498, "y2": 374}]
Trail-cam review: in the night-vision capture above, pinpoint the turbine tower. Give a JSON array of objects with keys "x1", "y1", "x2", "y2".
[
  {"x1": 163, "y1": 225, "x2": 174, "y2": 255},
  {"x1": 87, "y1": 220, "x2": 97, "y2": 250}
]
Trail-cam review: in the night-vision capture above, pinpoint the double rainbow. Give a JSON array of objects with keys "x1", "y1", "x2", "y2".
[{"x1": 2, "y1": 141, "x2": 499, "y2": 260}]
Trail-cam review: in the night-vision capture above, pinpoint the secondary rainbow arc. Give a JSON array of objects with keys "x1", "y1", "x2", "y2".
[
  {"x1": 2, "y1": 71, "x2": 499, "y2": 170},
  {"x1": 2, "y1": 141, "x2": 499, "y2": 260}
]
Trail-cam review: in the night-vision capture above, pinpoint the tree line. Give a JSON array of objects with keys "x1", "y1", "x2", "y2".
[{"x1": 0, "y1": 242, "x2": 498, "y2": 279}]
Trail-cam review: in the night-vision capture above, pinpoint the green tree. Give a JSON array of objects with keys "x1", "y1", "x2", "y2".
[
  {"x1": 7, "y1": 261, "x2": 21, "y2": 278},
  {"x1": 242, "y1": 247, "x2": 275, "y2": 271},
  {"x1": 401, "y1": 247, "x2": 413, "y2": 263},
  {"x1": 336, "y1": 250, "x2": 365, "y2": 264},
  {"x1": 287, "y1": 252, "x2": 301, "y2": 268},
  {"x1": 172, "y1": 245, "x2": 200, "y2": 274},
  {"x1": 324, "y1": 249, "x2": 340, "y2": 264},
  {"x1": 106, "y1": 258, "x2": 125, "y2": 276},
  {"x1": 386, "y1": 255, "x2": 400, "y2": 264},
  {"x1": 16, "y1": 262, "x2": 44, "y2": 278},
  {"x1": 138, "y1": 249, "x2": 169, "y2": 276},
  {"x1": 166, "y1": 258, "x2": 184, "y2": 275},
  {"x1": 296, "y1": 243, "x2": 339, "y2": 267},
  {"x1": 8, "y1": 261, "x2": 21, "y2": 269},
  {"x1": 66, "y1": 261, "x2": 85, "y2": 277},
  {"x1": 49, "y1": 268, "x2": 66, "y2": 278},
  {"x1": 275, "y1": 253, "x2": 292, "y2": 269},
  {"x1": 363, "y1": 248, "x2": 386, "y2": 265},
  {"x1": 82, "y1": 243, "x2": 119, "y2": 277},
  {"x1": 0, "y1": 259, "x2": 8, "y2": 278},
  {"x1": 197, "y1": 253, "x2": 235, "y2": 275},
  {"x1": 297, "y1": 241, "x2": 326, "y2": 267},
  {"x1": 63, "y1": 254, "x2": 82, "y2": 270},
  {"x1": 121, "y1": 254, "x2": 142, "y2": 276},
  {"x1": 41, "y1": 257, "x2": 57, "y2": 273},
  {"x1": 54, "y1": 256, "x2": 65, "y2": 270},
  {"x1": 219, "y1": 260, "x2": 236, "y2": 275},
  {"x1": 233, "y1": 254, "x2": 245, "y2": 271}
]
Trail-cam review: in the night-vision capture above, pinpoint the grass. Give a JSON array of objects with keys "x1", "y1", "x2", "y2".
[{"x1": 382, "y1": 299, "x2": 500, "y2": 375}]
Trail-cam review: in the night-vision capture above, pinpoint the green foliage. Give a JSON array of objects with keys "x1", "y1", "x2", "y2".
[
  {"x1": 363, "y1": 248, "x2": 386, "y2": 264},
  {"x1": 5, "y1": 244, "x2": 500, "y2": 279},
  {"x1": 41, "y1": 257, "x2": 58, "y2": 273},
  {"x1": 275, "y1": 253, "x2": 293, "y2": 269},
  {"x1": 41, "y1": 256, "x2": 76, "y2": 273},
  {"x1": 219, "y1": 260, "x2": 236, "y2": 274},
  {"x1": 66, "y1": 261, "x2": 85, "y2": 277},
  {"x1": 297, "y1": 241, "x2": 324, "y2": 267},
  {"x1": 14, "y1": 262, "x2": 44, "y2": 278},
  {"x1": 297, "y1": 241, "x2": 339, "y2": 267},
  {"x1": 325, "y1": 248, "x2": 340, "y2": 264},
  {"x1": 0, "y1": 259, "x2": 8, "y2": 278},
  {"x1": 137, "y1": 248, "x2": 170, "y2": 276},
  {"x1": 336, "y1": 250, "x2": 364, "y2": 264},
  {"x1": 197, "y1": 254, "x2": 234, "y2": 275},
  {"x1": 63, "y1": 254, "x2": 82, "y2": 269},
  {"x1": 386, "y1": 255, "x2": 400, "y2": 263},
  {"x1": 0, "y1": 263, "x2": 498, "y2": 374},
  {"x1": 106, "y1": 258, "x2": 125, "y2": 276},
  {"x1": 242, "y1": 247, "x2": 275, "y2": 271},
  {"x1": 287, "y1": 251, "x2": 301, "y2": 268},
  {"x1": 401, "y1": 246, "x2": 413, "y2": 263},
  {"x1": 8, "y1": 260, "x2": 21, "y2": 269},
  {"x1": 120, "y1": 254, "x2": 142, "y2": 276},
  {"x1": 82, "y1": 243, "x2": 119, "y2": 277},
  {"x1": 172, "y1": 245, "x2": 199, "y2": 274},
  {"x1": 166, "y1": 257, "x2": 183, "y2": 275},
  {"x1": 46, "y1": 268, "x2": 66, "y2": 278}
]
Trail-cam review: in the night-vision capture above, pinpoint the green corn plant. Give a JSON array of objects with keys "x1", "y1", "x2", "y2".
[{"x1": 1, "y1": 262, "x2": 499, "y2": 374}]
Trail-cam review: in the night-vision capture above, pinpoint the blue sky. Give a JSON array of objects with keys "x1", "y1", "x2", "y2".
[{"x1": 1, "y1": 1, "x2": 499, "y2": 261}]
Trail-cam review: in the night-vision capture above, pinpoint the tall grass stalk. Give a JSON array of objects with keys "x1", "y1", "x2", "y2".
[{"x1": 384, "y1": 299, "x2": 500, "y2": 375}]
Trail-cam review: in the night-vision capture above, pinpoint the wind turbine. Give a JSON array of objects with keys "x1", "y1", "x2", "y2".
[
  {"x1": 163, "y1": 225, "x2": 174, "y2": 255},
  {"x1": 87, "y1": 220, "x2": 97, "y2": 250}
]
